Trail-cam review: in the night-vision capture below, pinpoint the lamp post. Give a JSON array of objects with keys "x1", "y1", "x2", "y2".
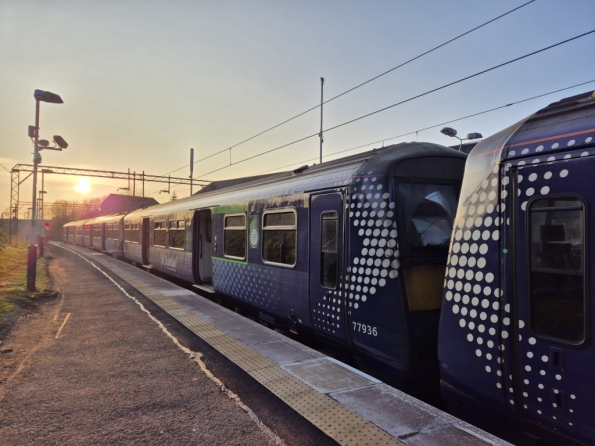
[
  {"x1": 440, "y1": 127, "x2": 483, "y2": 152},
  {"x1": 27, "y1": 89, "x2": 64, "y2": 291}
]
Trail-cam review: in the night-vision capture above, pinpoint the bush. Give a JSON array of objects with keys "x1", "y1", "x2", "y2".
[{"x1": 0, "y1": 228, "x2": 8, "y2": 250}]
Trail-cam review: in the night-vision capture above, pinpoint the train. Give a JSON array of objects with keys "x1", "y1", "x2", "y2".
[
  {"x1": 439, "y1": 90, "x2": 595, "y2": 445},
  {"x1": 64, "y1": 141, "x2": 466, "y2": 397},
  {"x1": 62, "y1": 90, "x2": 595, "y2": 445}
]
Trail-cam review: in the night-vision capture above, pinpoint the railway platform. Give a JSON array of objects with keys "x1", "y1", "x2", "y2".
[{"x1": 11, "y1": 241, "x2": 510, "y2": 445}]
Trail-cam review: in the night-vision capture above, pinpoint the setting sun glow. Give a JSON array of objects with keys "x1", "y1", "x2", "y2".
[{"x1": 74, "y1": 178, "x2": 91, "y2": 194}]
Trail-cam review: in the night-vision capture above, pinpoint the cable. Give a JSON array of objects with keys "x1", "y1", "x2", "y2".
[
  {"x1": 147, "y1": 76, "x2": 595, "y2": 199},
  {"x1": 253, "y1": 79, "x2": 595, "y2": 175},
  {"x1": 184, "y1": 31, "x2": 595, "y2": 182},
  {"x1": 160, "y1": 1, "x2": 535, "y2": 177},
  {"x1": 323, "y1": 29, "x2": 595, "y2": 134}
]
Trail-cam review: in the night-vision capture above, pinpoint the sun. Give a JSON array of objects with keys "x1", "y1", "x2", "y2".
[{"x1": 74, "y1": 177, "x2": 91, "y2": 194}]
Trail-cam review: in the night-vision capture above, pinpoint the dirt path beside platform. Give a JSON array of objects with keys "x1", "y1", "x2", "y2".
[{"x1": 0, "y1": 246, "x2": 282, "y2": 445}]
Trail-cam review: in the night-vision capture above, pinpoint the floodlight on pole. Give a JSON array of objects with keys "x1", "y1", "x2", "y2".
[
  {"x1": 440, "y1": 127, "x2": 483, "y2": 151},
  {"x1": 27, "y1": 89, "x2": 64, "y2": 291}
]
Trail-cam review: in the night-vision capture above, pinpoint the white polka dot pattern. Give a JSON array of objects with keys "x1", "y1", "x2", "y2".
[
  {"x1": 346, "y1": 175, "x2": 399, "y2": 318},
  {"x1": 444, "y1": 136, "x2": 594, "y2": 427}
]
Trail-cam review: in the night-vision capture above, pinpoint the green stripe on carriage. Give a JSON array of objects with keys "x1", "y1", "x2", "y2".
[
  {"x1": 212, "y1": 256, "x2": 248, "y2": 265},
  {"x1": 212, "y1": 203, "x2": 248, "y2": 214}
]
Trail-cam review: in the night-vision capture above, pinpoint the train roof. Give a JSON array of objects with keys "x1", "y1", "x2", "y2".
[
  {"x1": 83, "y1": 214, "x2": 126, "y2": 225},
  {"x1": 123, "y1": 141, "x2": 465, "y2": 218},
  {"x1": 63, "y1": 219, "x2": 91, "y2": 228},
  {"x1": 468, "y1": 90, "x2": 595, "y2": 163}
]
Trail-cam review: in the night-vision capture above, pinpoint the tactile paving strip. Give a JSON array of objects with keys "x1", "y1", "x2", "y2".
[{"x1": 75, "y1": 247, "x2": 402, "y2": 445}]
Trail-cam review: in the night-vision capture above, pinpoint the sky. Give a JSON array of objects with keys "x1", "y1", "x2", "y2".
[{"x1": 1, "y1": 0, "x2": 594, "y2": 217}]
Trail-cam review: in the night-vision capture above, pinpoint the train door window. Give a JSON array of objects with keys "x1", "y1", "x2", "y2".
[
  {"x1": 154, "y1": 221, "x2": 167, "y2": 246},
  {"x1": 528, "y1": 197, "x2": 586, "y2": 344},
  {"x1": 84, "y1": 225, "x2": 90, "y2": 238},
  {"x1": 224, "y1": 214, "x2": 246, "y2": 259},
  {"x1": 93, "y1": 225, "x2": 101, "y2": 238},
  {"x1": 320, "y1": 211, "x2": 338, "y2": 289},
  {"x1": 169, "y1": 220, "x2": 186, "y2": 250},
  {"x1": 262, "y1": 210, "x2": 297, "y2": 266},
  {"x1": 124, "y1": 224, "x2": 131, "y2": 242},
  {"x1": 205, "y1": 219, "x2": 212, "y2": 243},
  {"x1": 131, "y1": 223, "x2": 140, "y2": 243}
]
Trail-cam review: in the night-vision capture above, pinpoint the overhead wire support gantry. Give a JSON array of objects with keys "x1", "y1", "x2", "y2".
[{"x1": 6, "y1": 164, "x2": 210, "y2": 245}]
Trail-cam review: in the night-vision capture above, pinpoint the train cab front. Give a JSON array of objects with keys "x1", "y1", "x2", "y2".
[
  {"x1": 393, "y1": 151, "x2": 465, "y2": 395},
  {"x1": 348, "y1": 142, "x2": 466, "y2": 402}
]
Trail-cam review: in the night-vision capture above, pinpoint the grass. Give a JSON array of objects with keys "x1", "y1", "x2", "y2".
[{"x1": 0, "y1": 235, "x2": 52, "y2": 317}]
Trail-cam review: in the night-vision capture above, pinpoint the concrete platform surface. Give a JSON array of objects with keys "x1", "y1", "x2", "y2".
[{"x1": 51, "y1": 242, "x2": 511, "y2": 446}]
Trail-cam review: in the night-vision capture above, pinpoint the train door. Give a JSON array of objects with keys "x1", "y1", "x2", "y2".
[
  {"x1": 192, "y1": 209, "x2": 213, "y2": 284},
  {"x1": 309, "y1": 191, "x2": 348, "y2": 344},
  {"x1": 512, "y1": 157, "x2": 595, "y2": 442},
  {"x1": 141, "y1": 217, "x2": 150, "y2": 265}
]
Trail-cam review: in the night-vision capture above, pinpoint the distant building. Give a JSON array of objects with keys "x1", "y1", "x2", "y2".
[{"x1": 100, "y1": 194, "x2": 158, "y2": 214}]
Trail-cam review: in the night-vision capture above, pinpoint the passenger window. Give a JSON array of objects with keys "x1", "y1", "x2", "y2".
[
  {"x1": 154, "y1": 221, "x2": 167, "y2": 246},
  {"x1": 320, "y1": 212, "x2": 338, "y2": 289},
  {"x1": 224, "y1": 214, "x2": 246, "y2": 259},
  {"x1": 262, "y1": 210, "x2": 296, "y2": 266},
  {"x1": 169, "y1": 220, "x2": 186, "y2": 249},
  {"x1": 529, "y1": 197, "x2": 586, "y2": 343}
]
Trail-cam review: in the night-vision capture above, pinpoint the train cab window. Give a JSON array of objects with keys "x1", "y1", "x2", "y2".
[
  {"x1": 224, "y1": 214, "x2": 246, "y2": 259},
  {"x1": 320, "y1": 212, "x2": 338, "y2": 289},
  {"x1": 154, "y1": 221, "x2": 167, "y2": 246},
  {"x1": 529, "y1": 197, "x2": 586, "y2": 344},
  {"x1": 169, "y1": 220, "x2": 185, "y2": 250},
  {"x1": 262, "y1": 210, "x2": 296, "y2": 266},
  {"x1": 397, "y1": 182, "x2": 458, "y2": 255}
]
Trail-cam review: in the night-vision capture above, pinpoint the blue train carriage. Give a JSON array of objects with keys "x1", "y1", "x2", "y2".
[
  {"x1": 83, "y1": 214, "x2": 125, "y2": 255},
  {"x1": 113, "y1": 142, "x2": 465, "y2": 387},
  {"x1": 63, "y1": 219, "x2": 89, "y2": 245},
  {"x1": 62, "y1": 219, "x2": 77, "y2": 243},
  {"x1": 203, "y1": 142, "x2": 466, "y2": 385},
  {"x1": 122, "y1": 201, "x2": 194, "y2": 280},
  {"x1": 439, "y1": 91, "x2": 595, "y2": 445}
]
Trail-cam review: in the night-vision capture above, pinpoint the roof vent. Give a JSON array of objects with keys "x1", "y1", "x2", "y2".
[{"x1": 293, "y1": 165, "x2": 309, "y2": 174}]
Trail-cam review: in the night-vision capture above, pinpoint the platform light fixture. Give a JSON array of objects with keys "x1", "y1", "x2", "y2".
[
  {"x1": 440, "y1": 127, "x2": 483, "y2": 151},
  {"x1": 27, "y1": 89, "x2": 65, "y2": 291}
]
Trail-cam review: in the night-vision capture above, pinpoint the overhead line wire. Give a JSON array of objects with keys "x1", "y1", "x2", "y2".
[
  {"x1": 253, "y1": 79, "x2": 595, "y2": 175},
  {"x1": 153, "y1": 76, "x2": 595, "y2": 198},
  {"x1": 160, "y1": 1, "x2": 535, "y2": 177},
  {"x1": 323, "y1": 29, "x2": 595, "y2": 134},
  {"x1": 184, "y1": 30, "x2": 595, "y2": 182}
]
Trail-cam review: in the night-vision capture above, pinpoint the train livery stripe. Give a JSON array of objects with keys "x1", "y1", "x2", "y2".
[{"x1": 469, "y1": 127, "x2": 595, "y2": 159}]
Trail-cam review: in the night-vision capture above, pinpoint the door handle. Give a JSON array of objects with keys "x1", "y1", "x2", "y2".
[
  {"x1": 550, "y1": 347, "x2": 564, "y2": 371},
  {"x1": 552, "y1": 390, "x2": 563, "y2": 408}
]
